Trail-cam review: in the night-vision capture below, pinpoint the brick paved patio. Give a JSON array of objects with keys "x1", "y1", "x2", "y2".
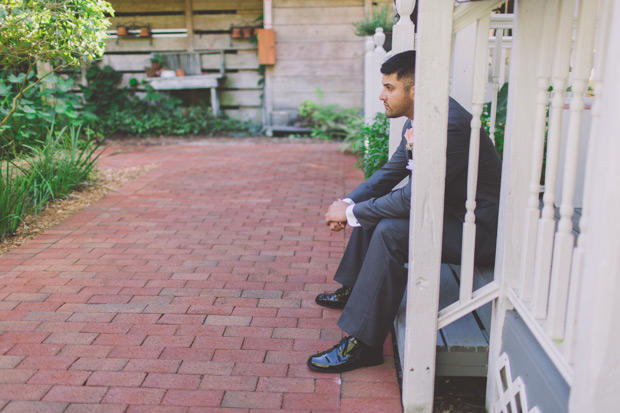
[{"x1": 0, "y1": 139, "x2": 403, "y2": 412}]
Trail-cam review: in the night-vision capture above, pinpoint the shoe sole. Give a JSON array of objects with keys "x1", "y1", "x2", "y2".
[{"x1": 306, "y1": 356, "x2": 384, "y2": 373}]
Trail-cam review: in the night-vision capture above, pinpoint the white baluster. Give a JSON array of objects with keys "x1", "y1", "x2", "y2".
[
  {"x1": 498, "y1": 45, "x2": 507, "y2": 87},
  {"x1": 547, "y1": 0, "x2": 598, "y2": 341},
  {"x1": 393, "y1": 0, "x2": 416, "y2": 53},
  {"x1": 459, "y1": 14, "x2": 490, "y2": 304},
  {"x1": 372, "y1": 28, "x2": 387, "y2": 119},
  {"x1": 532, "y1": 0, "x2": 576, "y2": 319},
  {"x1": 364, "y1": 36, "x2": 375, "y2": 125},
  {"x1": 489, "y1": 28, "x2": 504, "y2": 145},
  {"x1": 389, "y1": 0, "x2": 416, "y2": 157},
  {"x1": 519, "y1": 0, "x2": 560, "y2": 301},
  {"x1": 564, "y1": 0, "x2": 612, "y2": 362}
]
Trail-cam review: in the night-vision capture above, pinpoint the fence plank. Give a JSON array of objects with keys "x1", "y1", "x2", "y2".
[
  {"x1": 105, "y1": 37, "x2": 189, "y2": 53},
  {"x1": 276, "y1": 42, "x2": 364, "y2": 60},
  {"x1": 271, "y1": 59, "x2": 362, "y2": 77},
  {"x1": 275, "y1": 25, "x2": 359, "y2": 42},
  {"x1": 193, "y1": 35, "x2": 260, "y2": 51},
  {"x1": 193, "y1": 14, "x2": 262, "y2": 31},
  {"x1": 221, "y1": 90, "x2": 262, "y2": 107},
  {"x1": 192, "y1": 0, "x2": 262, "y2": 11},
  {"x1": 276, "y1": 0, "x2": 364, "y2": 7},
  {"x1": 273, "y1": 93, "x2": 362, "y2": 110},
  {"x1": 222, "y1": 71, "x2": 263, "y2": 89},
  {"x1": 274, "y1": 7, "x2": 363, "y2": 24},
  {"x1": 108, "y1": 0, "x2": 184, "y2": 13},
  {"x1": 111, "y1": 16, "x2": 186, "y2": 30}
]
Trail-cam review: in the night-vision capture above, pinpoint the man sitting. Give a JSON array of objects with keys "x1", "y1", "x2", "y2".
[{"x1": 307, "y1": 50, "x2": 502, "y2": 373}]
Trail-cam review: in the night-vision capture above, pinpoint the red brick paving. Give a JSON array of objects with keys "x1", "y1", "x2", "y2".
[{"x1": 0, "y1": 139, "x2": 402, "y2": 411}]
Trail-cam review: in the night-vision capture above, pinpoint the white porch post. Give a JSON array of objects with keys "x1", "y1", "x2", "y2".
[
  {"x1": 450, "y1": 21, "x2": 477, "y2": 112},
  {"x1": 485, "y1": 0, "x2": 545, "y2": 409},
  {"x1": 401, "y1": 0, "x2": 453, "y2": 411},
  {"x1": 569, "y1": 2, "x2": 620, "y2": 410}
]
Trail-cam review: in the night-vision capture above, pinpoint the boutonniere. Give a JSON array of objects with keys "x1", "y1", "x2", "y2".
[
  {"x1": 406, "y1": 159, "x2": 414, "y2": 171},
  {"x1": 405, "y1": 127, "x2": 414, "y2": 152},
  {"x1": 405, "y1": 127, "x2": 414, "y2": 169}
]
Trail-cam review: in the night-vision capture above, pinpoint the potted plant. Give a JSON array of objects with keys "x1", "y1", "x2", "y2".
[
  {"x1": 146, "y1": 54, "x2": 166, "y2": 77},
  {"x1": 116, "y1": 25, "x2": 128, "y2": 36},
  {"x1": 139, "y1": 26, "x2": 151, "y2": 37},
  {"x1": 231, "y1": 27, "x2": 242, "y2": 38},
  {"x1": 352, "y1": 5, "x2": 396, "y2": 51},
  {"x1": 150, "y1": 54, "x2": 166, "y2": 70}
]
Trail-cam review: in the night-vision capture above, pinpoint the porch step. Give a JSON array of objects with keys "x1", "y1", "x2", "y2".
[{"x1": 394, "y1": 263, "x2": 494, "y2": 377}]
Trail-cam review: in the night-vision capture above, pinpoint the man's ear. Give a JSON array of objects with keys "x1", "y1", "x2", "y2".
[{"x1": 409, "y1": 84, "x2": 415, "y2": 100}]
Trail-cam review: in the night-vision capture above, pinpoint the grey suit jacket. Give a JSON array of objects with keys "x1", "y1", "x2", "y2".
[{"x1": 347, "y1": 98, "x2": 502, "y2": 259}]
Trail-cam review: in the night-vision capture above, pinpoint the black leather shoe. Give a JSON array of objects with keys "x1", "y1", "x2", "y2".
[
  {"x1": 307, "y1": 336, "x2": 383, "y2": 373},
  {"x1": 315, "y1": 286, "x2": 352, "y2": 309}
]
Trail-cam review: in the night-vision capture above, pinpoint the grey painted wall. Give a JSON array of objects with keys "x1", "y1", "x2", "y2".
[{"x1": 501, "y1": 311, "x2": 569, "y2": 412}]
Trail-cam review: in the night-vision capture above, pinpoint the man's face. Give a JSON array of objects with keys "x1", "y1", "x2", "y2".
[{"x1": 379, "y1": 73, "x2": 415, "y2": 119}]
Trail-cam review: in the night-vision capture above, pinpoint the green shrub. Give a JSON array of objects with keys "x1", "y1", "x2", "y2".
[
  {"x1": 0, "y1": 69, "x2": 88, "y2": 160},
  {"x1": 80, "y1": 64, "x2": 255, "y2": 138},
  {"x1": 297, "y1": 93, "x2": 361, "y2": 141},
  {"x1": 481, "y1": 82, "x2": 508, "y2": 158},
  {"x1": 344, "y1": 113, "x2": 390, "y2": 179}
]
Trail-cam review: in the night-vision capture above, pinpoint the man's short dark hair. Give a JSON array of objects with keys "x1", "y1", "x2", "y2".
[{"x1": 380, "y1": 50, "x2": 416, "y2": 87}]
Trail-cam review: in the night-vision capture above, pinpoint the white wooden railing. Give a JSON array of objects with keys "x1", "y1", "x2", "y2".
[
  {"x1": 507, "y1": 0, "x2": 600, "y2": 383},
  {"x1": 362, "y1": 0, "x2": 617, "y2": 411}
]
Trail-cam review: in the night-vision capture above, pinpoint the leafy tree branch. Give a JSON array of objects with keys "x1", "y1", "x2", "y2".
[{"x1": 0, "y1": 0, "x2": 114, "y2": 128}]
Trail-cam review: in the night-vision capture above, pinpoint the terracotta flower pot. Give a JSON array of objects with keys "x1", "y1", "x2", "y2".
[
  {"x1": 139, "y1": 27, "x2": 151, "y2": 37},
  {"x1": 116, "y1": 26, "x2": 128, "y2": 36},
  {"x1": 242, "y1": 27, "x2": 253, "y2": 38},
  {"x1": 145, "y1": 66, "x2": 158, "y2": 78},
  {"x1": 175, "y1": 68, "x2": 185, "y2": 77},
  {"x1": 231, "y1": 28, "x2": 242, "y2": 38}
]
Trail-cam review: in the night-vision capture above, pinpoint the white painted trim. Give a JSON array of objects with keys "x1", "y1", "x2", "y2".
[
  {"x1": 453, "y1": 0, "x2": 507, "y2": 33},
  {"x1": 438, "y1": 281, "x2": 500, "y2": 329},
  {"x1": 490, "y1": 14, "x2": 514, "y2": 30}
]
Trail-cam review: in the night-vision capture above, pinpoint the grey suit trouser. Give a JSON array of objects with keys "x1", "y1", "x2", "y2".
[
  {"x1": 334, "y1": 218, "x2": 409, "y2": 348},
  {"x1": 334, "y1": 214, "x2": 468, "y2": 348}
]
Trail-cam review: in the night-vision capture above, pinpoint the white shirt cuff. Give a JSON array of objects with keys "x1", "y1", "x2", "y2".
[{"x1": 345, "y1": 204, "x2": 361, "y2": 227}]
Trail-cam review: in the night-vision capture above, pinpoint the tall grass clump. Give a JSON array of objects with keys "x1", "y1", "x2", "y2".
[
  {"x1": 0, "y1": 161, "x2": 34, "y2": 236},
  {"x1": 0, "y1": 122, "x2": 104, "y2": 238}
]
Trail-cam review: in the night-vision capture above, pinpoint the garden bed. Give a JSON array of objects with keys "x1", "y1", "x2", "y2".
[{"x1": 0, "y1": 162, "x2": 158, "y2": 257}]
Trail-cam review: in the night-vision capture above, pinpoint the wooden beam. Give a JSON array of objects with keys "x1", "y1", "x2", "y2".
[
  {"x1": 453, "y1": 0, "x2": 506, "y2": 33},
  {"x1": 185, "y1": 0, "x2": 195, "y2": 52}
]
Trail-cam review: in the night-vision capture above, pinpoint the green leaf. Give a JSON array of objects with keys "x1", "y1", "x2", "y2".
[
  {"x1": 8, "y1": 73, "x2": 26, "y2": 83},
  {"x1": 42, "y1": 73, "x2": 59, "y2": 84}
]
